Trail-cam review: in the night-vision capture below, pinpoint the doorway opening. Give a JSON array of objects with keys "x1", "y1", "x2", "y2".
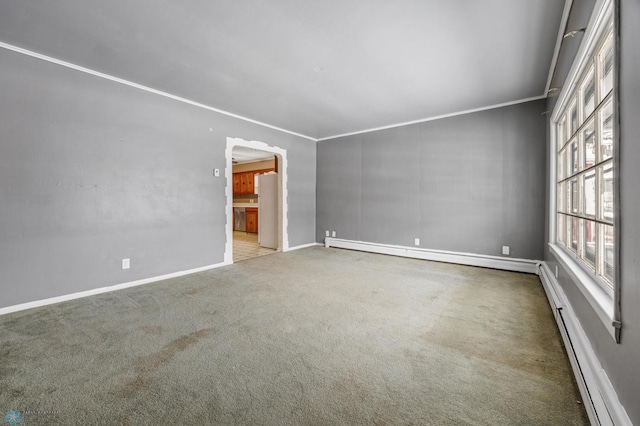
[{"x1": 225, "y1": 137, "x2": 288, "y2": 264}]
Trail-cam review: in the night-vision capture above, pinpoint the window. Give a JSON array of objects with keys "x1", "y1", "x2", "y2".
[
  {"x1": 550, "y1": 0, "x2": 619, "y2": 341},
  {"x1": 556, "y1": 20, "x2": 616, "y2": 294}
]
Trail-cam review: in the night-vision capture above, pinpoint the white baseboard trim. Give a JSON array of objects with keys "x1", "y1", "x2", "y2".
[
  {"x1": 0, "y1": 261, "x2": 230, "y2": 316},
  {"x1": 324, "y1": 238, "x2": 541, "y2": 274},
  {"x1": 285, "y1": 242, "x2": 323, "y2": 251},
  {"x1": 539, "y1": 262, "x2": 632, "y2": 426}
]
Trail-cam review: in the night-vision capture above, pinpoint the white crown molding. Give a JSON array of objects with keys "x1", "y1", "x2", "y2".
[
  {"x1": 0, "y1": 41, "x2": 317, "y2": 142},
  {"x1": 1, "y1": 41, "x2": 557, "y2": 144},
  {"x1": 0, "y1": 261, "x2": 229, "y2": 316},
  {"x1": 317, "y1": 95, "x2": 547, "y2": 142},
  {"x1": 324, "y1": 238, "x2": 540, "y2": 274}
]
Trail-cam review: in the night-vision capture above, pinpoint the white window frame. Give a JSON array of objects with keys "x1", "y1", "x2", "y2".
[{"x1": 548, "y1": 0, "x2": 620, "y2": 341}]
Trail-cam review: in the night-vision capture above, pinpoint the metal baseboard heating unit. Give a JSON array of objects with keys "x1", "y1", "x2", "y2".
[
  {"x1": 538, "y1": 263, "x2": 632, "y2": 426},
  {"x1": 324, "y1": 237, "x2": 540, "y2": 275}
]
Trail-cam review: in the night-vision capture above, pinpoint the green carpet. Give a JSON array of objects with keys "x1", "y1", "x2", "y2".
[{"x1": 0, "y1": 247, "x2": 589, "y2": 425}]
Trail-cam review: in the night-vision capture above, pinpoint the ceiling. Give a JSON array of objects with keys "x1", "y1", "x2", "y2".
[
  {"x1": 0, "y1": 1, "x2": 566, "y2": 140},
  {"x1": 232, "y1": 146, "x2": 274, "y2": 164}
]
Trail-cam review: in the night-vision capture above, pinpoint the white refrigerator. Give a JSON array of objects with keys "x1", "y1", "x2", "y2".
[{"x1": 258, "y1": 173, "x2": 278, "y2": 249}]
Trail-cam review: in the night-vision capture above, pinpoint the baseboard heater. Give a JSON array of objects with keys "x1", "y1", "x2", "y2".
[
  {"x1": 324, "y1": 237, "x2": 540, "y2": 275},
  {"x1": 557, "y1": 306, "x2": 600, "y2": 424},
  {"x1": 539, "y1": 263, "x2": 632, "y2": 426}
]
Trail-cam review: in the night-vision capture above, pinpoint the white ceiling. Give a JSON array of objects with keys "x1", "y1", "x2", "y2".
[
  {"x1": 232, "y1": 146, "x2": 274, "y2": 164},
  {"x1": 0, "y1": 1, "x2": 565, "y2": 140}
]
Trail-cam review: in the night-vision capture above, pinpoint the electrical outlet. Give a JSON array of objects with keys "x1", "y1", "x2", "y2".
[
  {"x1": 414, "y1": 238, "x2": 420, "y2": 246},
  {"x1": 331, "y1": 231, "x2": 336, "y2": 238},
  {"x1": 502, "y1": 246, "x2": 510, "y2": 256},
  {"x1": 325, "y1": 230, "x2": 330, "y2": 237},
  {"x1": 214, "y1": 168, "x2": 220, "y2": 177},
  {"x1": 122, "y1": 258, "x2": 130, "y2": 270}
]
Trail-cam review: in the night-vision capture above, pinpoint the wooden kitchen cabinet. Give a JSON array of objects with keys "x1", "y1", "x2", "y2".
[
  {"x1": 233, "y1": 173, "x2": 242, "y2": 194},
  {"x1": 240, "y1": 172, "x2": 248, "y2": 194},
  {"x1": 246, "y1": 172, "x2": 254, "y2": 193},
  {"x1": 232, "y1": 168, "x2": 276, "y2": 195},
  {"x1": 246, "y1": 208, "x2": 258, "y2": 234}
]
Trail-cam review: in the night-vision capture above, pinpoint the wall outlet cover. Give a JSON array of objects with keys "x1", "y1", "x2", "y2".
[
  {"x1": 325, "y1": 230, "x2": 330, "y2": 237},
  {"x1": 331, "y1": 231, "x2": 336, "y2": 237},
  {"x1": 502, "y1": 246, "x2": 510, "y2": 256},
  {"x1": 122, "y1": 258, "x2": 130, "y2": 270},
  {"x1": 414, "y1": 238, "x2": 420, "y2": 246},
  {"x1": 214, "y1": 168, "x2": 220, "y2": 177}
]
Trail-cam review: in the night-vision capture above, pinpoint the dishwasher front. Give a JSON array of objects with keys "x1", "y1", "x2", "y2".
[{"x1": 234, "y1": 207, "x2": 246, "y2": 232}]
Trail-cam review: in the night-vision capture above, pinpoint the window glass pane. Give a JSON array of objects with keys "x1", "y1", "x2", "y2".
[
  {"x1": 583, "y1": 120, "x2": 596, "y2": 169},
  {"x1": 601, "y1": 224, "x2": 615, "y2": 285},
  {"x1": 570, "y1": 178, "x2": 578, "y2": 213},
  {"x1": 599, "y1": 32, "x2": 614, "y2": 99},
  {"x1": 557, "y1": 183, "x2": 562, "y2": 212},
  {"x1": 570, "y1": 101, "x2": 578, "y2": 137},
  {"x1": 600, "y1": 100, "x2": 614, "y2": 161},
  {"x1": 558, "y1": 214, "x2": 566, "y2": 245},
  {"x1": 600, "y1": 163, "x2": 614, "y2": 222},
  {"x1": 582, "y1": 69, "x2": 596, "y2": 120},
  {"x1": 569, "y1": 139, "x2": 579, "y2": 175},
  {"x1": 570, "y1": 216, "x2": 579, "y2": 251},
  {"x1": 557, "y1": 148, "x2": 564, "y2": 181},
  {"x1": 584, "y1": 171, "x2": 596, "y2": 217},
  {"x1": 583, "y1": 220, "x2": 596, "y2": 268},
  {"x1": 558, "y1": 119, "x2": 566, "y2": 149},
  {"x1": 577, "y1": 219, "x2": 585, "y2": 258},
  {"x1": 566, "y1": 179, "x2": 572, "y2": 214}
]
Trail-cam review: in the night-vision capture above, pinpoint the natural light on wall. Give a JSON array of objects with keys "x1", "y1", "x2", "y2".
[{"x1": 550, "y1": 0, "x2": 620, "y2": 341}]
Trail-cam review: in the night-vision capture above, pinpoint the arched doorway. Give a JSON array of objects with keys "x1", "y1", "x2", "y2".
[{"x1": 225, "y1": 137, "x2": 288, "y2": 264}]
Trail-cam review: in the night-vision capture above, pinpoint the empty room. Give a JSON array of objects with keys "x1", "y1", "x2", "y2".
[{"x1": 1, "y1": 1, "x2": 638, "y2": 425}]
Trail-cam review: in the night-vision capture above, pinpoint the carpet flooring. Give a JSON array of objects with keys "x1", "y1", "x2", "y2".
[{"x1": 0, "y1": 247, "x2": 589, "y2": 425}]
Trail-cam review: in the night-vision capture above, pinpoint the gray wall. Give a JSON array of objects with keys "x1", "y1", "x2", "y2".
[
  {"x1": 317, "y1": 100, "x2": 547, "y2": 260},
  {"x1": 0, "y1": 48, "x2": 316, "y2": 309},
  {"x1": 544, "y1": 0, "x2": 640, "y2": 423}
]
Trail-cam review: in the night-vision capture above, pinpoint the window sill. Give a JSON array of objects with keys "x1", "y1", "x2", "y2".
[{"x1": 548, "y1": 243, "x2": 618, "y2": 341}]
